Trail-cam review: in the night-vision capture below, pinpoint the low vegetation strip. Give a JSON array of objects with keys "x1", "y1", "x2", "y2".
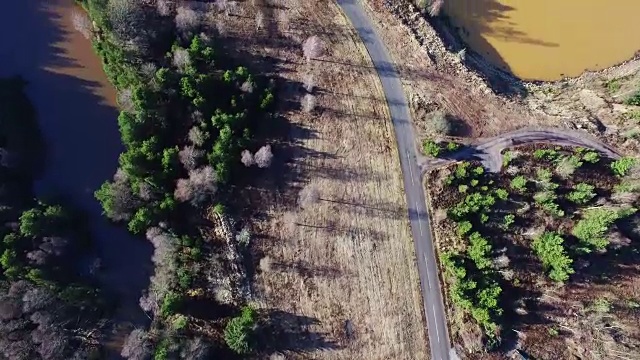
[{"x1": 427, "y1": 144, "x2": 640, "y2": 359}]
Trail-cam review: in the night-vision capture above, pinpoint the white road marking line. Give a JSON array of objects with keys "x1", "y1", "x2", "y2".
[
  {"x1": 406, "y1": 151, "x2": 415, "y2": 185},
  {"x1": 433, "y1": 305, "x2": 441, "y2": 341},
  {"x1": 424, "y1": 253, "x2": 432, "y2": 290}
]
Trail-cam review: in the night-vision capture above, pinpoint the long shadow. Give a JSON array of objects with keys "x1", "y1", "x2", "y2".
[
  {"x1": 0, "y1": 0, "x2": 153, "y2": 350},
  {"x1": 425, "y1": 0, "x2": 544, "y2": 95},
  {"x1": 257, "y1": 309, "x2": 341, "y2": 354}
]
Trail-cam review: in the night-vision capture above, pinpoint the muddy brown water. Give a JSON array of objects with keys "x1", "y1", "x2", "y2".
[
  {"x1": 0, "y1": 0, "x2": 152, "y2": 355},
  {"x1": 444, "y1": 0, "x2": 640, "y2": 81}
]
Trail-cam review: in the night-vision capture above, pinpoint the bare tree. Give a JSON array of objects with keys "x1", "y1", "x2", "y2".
[
  {"x1": 302, "y1": 35, "x2": 325, "y2": 61},
  {"x1": 174, "y1": 166, "x2": 218, "y2": 205},
  {"x1": 254, "y1": 145, "x2": 273, "y2": 168},
  {"x1": 71, "y1": 10, "x2": 92, "y2": 39},
  {"x1": 156, "y1": 0, "x2": 173, "y2": 16},
  {"x1": 107, "y1": 0, "x2": 150, "y2": 53},
  {"x1": 259, "y1": 256, "x2": 272, "y2": 272},
  {"x1": 298, "y1": 184, "x2": 320, "y2": 208},
  {"x1": 426, "y1": 110, "x2": 452, "y2": 136},
  {"x1": 240, "y1": 80, "x2": 254, "y2": 94},
  {"x1": 179, "y1": 145, "x2": 204, "y2": 170},
  {"x1": 302, "y1": 73, "x2": 315, "y2": 93},
  {"x1": 255, "y1": 10, "x2": 265, "y2": 30},
  {"x1": 175, "y1": 5, "x2": 200, "y2": 37},
  {"x1": 118, "y1": 88, "x2": 135, "y2": 112},
  {"x1": 121, "y1": 329, "x2": 151, "y2": 360},
  {"x1": 428, "y1": 0, "x2": 444, "y2": 16},
  {"x1": 180, "y1": 337, "x2": 210, "y2": 360},
  {"x1": 301, "y1": 94, "x2": 316, "y2": 113},
  {"x1": 240, "y1": 150, "x2": 255, "y2": 167},
  {"x1": 172, "y1": 48, "x2": 191, "y2": 72},
  {"x1": 188, "y1": 126, "x2": 206, "y2": 146}
]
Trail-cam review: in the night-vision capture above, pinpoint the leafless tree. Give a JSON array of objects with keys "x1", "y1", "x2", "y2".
[
  {"x1": 175, "y1": 5, "x2": 200, "y2": 37},
  {"x1": 26, "y1": 250, "x2": 48, "y2": 266},
  {"x1": 34, "y1": 328, "x2": 67, "y2": 360},
  {"x1": 172, "y1": 48, "x2": 191, "y2": 72},
  {"x1": 240, "y1": 80, "x2": 254, "y2": 94},
  {"x1": 180, "y1": 337, "x2": 210, "y2": 360},
  {"x1": 156, "y1": 0, "x2": 173, "y2": 16},
  {"x1": 0, "y1": 296, "x2": 22, "y2": 320},
  {"x1": 188, "y1": 126, "x2": 206, "y2": 146},
  {"x1": 428, "y1": 0, "x2": 444, "y2": 16},
  {"x1": 138, "y1": 182, "x2": 154, "y2": 201},
  {"x1": 302, "y1": 35, "x2": 325, "y2": 61},
  {"x1": 21, "y1": 288, "x2": 52, "y2": 313},
  {"x1": 107, "y1": 0, "x2": 150, "y2": 53},
  {"x1": 301, "y1": 94, "x2": 316, "y2": 113},
  {"x1": 216, "y1": 0, "x2": 238, "y2": 16},
  {"x1": 179, "y1": 145, "x2": 203, "y2": 170},
  {"x1": 102, "y1": 176, "x2": 139, "y2": 221},
  {"x1": 118, "y1": 88, "x2": 135, "y2": 112},
  {"x1": 71, "y1": 9, "x2": 92, "y2": 39},
  {"x1": 255, "y1": 10, "x2": 265, "y2": 31},
  {"x1": 254, "y1": 145, "x2": 273, "y2": 168},
  {"x1": 174, "y1": 166, "x2": 218, "y2": 205},
  {"x1": 240, "y1": 150, "x2": 254, "y2": 167},
  {"x1": 298, "y1": 184, "x2": 320, "y2": 208},
  {"x1": 302, "y1": 73, "x2": 315, "y2": 93},
  {"x1": 121, "y1": 329, "x2": 151, "y2": 360},
  {"x1": 259, "y1": 256, "x2": 272, "y2": 272},
  {"x1": 432, "y1": 111, "x2": 452, "y2": 135}
]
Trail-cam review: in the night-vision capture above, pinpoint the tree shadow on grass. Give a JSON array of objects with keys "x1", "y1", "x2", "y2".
[{"x1": 256, "y1": 309, "x2": 341, "y2": 354}]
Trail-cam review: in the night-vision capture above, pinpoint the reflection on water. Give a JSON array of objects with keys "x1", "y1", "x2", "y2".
[
  {"x1": 0, "y1": 0, "x2": 152, "y2": 355},
  {"x1": 445, "y1": 0, "x2": 640, "y2": 80}
]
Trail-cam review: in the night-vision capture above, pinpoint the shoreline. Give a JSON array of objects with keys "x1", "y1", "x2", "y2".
[{"x1": 384, "y1": 0, "x2": 640, "y2": 98}]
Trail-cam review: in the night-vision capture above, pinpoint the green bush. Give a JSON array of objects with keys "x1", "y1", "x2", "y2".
[
  {"x1": 532, "y1": 232, "x2": 574, "y2": 282},
  {"x1": 494, "y1": 188, "x2": 509, "y2": 201},
  {"x1": 611, "y1": 157, "x2": 636, "y2": 177},
  {"x1": 502, "y1": 151, "x2": 515, "y2": 166},
  {"x1": 224, "y1": 306, "x2": 258, "y2": 354},
  {"x1": 533, "y1": 149, "x2": 558, "y2": 161},
  {"x1": 536, "y1": 168, "x2": 553, "y2": 183},
  {"x1": 456, "y1": 221, "x2": 473, "y2": 236},
  {"x1": 572, "y1": 207, "x2": 637, "y2": 251},
  {"x1": 510, "y1": 176, "x2": 527, "y2": 191},
  {"x1": 458, "y1": 184, "x2": 468, "y2": 193},
  {"x1": 567, "y1": 183, "x2": 596, "y2": 204},
  {"x1": 423, "y1": 139, "x2": 441, "y2": 157},
  {"x1": 446, "y1": 142, "x2": 460, "y2": 152},
  {"x1": 160, "y1": 291, "x2": 183, "y2": 317},
  {"x1": 503, "y1": 214, "x2": 515, "y2": 228},
  {"x1": 582, "y1": 151, "x2": 600, "y2": 164},
  {"x1": 455, "y1": 162, "x2": 470, "y2": 179}
]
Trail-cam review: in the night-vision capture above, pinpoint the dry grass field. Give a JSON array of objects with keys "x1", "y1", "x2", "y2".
[{"x1": 199, "y1": 0, "x2": 429, "y2": 358}]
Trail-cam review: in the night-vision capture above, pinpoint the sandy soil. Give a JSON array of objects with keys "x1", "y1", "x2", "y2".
[{"x1": 201, "y1": 0, "x2": 430, "y2": 358}]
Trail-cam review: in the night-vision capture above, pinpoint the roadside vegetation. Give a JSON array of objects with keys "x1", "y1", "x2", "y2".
[
  {"x1": 76, "y1": 0, "x2": 274, "y2": 357},
  {"x1": 0, "y1": 78, "x2": 108, "y2": 359},
  {"x1": 427, "y1": 145, "x2": 640, "y2": 359}
]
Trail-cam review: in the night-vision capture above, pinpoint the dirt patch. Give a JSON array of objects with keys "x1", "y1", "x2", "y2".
[
  {"x1": 425, "y1": 146, "x2": 640, "y2": 360},
  {"x1": 208, "y1": 0, "x2": 429, "y2": 358}
]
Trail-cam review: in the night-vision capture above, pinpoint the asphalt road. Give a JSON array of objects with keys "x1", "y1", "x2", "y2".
[{"x1": 335, "y1": 0, "x2": 451, "y2": 359}]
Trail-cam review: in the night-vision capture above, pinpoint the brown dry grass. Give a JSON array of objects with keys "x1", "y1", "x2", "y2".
[{"x1": 203, "y1": 0, "x2": 429, "y2": 359}]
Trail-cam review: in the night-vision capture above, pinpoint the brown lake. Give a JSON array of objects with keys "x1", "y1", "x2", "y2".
[{"x1": 444, "y1": 0, "x2": 640, "y2": 80}]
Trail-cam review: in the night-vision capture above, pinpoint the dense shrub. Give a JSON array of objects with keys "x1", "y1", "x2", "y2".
[
  {"x1": 567, "y1": 183, "x2": 596, "y2": 204},
  {"x1": 572, "y1": 207, "x2": 637, "y2": 251},
  {"x1": 532, "y1": 232, "x2": 574, "y2": 282},
  {"x1": 611, "y1": 157, "x2": 636, "y2": 177},
  {"x1": 224, "y1": 306, "x2": 258, "y2": 354}
]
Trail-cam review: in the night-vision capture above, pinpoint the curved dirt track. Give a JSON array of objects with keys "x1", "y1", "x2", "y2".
[{"x1": 424, "y1": 127, "x2": 621, "y2": 172}]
